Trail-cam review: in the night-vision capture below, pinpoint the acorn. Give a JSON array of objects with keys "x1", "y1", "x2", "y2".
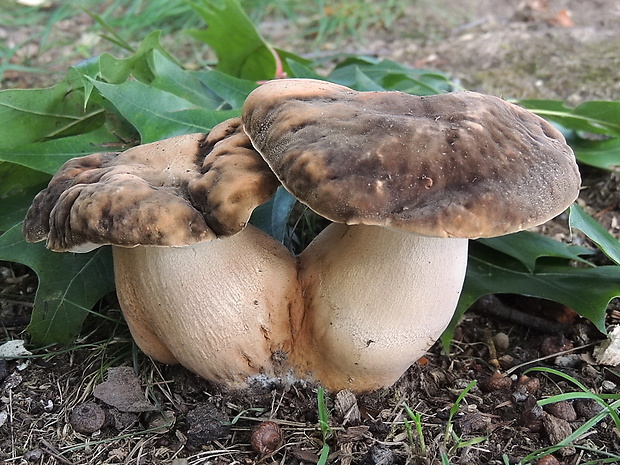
[
  {"x1": 512, "y1": 375, "x2": 541, "y2": 402},
  {"x1": 251, "y1": 421, "x2": 284, "y2": 455},
  {"x1": 480, "y1": 373, "x2": 512, "y2": 392},
  {"x1": 536, "y1": 454, "x2": 560, "y2": 465},
  {"x1": 70, "y1": 402, "x2": 106, "y2": 434}
]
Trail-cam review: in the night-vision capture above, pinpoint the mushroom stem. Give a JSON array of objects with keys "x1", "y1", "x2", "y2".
[
  {"x1": 112, "y1": 224, "x2": 303, "y2": 388},
  {"x1": 293, "y1": 223, "x2": 468, "y2": 392}
]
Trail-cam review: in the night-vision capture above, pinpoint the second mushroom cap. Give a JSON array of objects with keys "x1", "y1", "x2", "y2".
[{"x1": 242, "y1": 79, "x2": 581, "y2": 239}]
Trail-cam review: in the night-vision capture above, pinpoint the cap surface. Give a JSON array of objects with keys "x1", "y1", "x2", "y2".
[
  {"x1": 24, "y1": 118, "x2": 279, "y2": 252},
  {"x1": 242, "y1": 79, "x2": 581, "y2": 238},
  {"x1": 188, "y1": 117, "x2": 280, "y2": 236}
]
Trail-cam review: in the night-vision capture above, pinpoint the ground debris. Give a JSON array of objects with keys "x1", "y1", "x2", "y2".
[
  {"x1": 543, "y1": 401, "x2": 577, "y2": 422},
  {"x1": 290, "y1": 447, "x2": 320, "y2": 463},
  {"x1": 593, "y1": 325, "x2": 620, "y2": 365},
  {"x1": 185, "y1": 403, "x2": 230, "y2": 449},
  {"x1": 512, "y1": 375, "x2": 541, "y2": 402},
  {"x1": 0, "y1": 339, "x2": 32, "y2": 358},
  {"x1": 335, "y1": 389, "x2": 362, "y2": 425},
  {"x1": 360, "y1": 443, "x2": 402, "y2": 465},
  {"x1": 457, "y1": 409, "x2": 491, "y2": 435},
  {"x1": 542, "y1": 412, "x2": 575, "y2": 457},
  {"x1": 70, "y1": 401, "x2": 105, "y2": 434},
  {"x1": 519, "y1": 396, "x2": 545, "y2": 432},
  {"x1": 574, "y1": 398, "x2": 605, "y2": 419},
  {"x1": 338, "y1": 425, "x2": 371, "y2": 442},
  {"x1": 93, "y1": 366, "x2": 156, "y2": 412}
]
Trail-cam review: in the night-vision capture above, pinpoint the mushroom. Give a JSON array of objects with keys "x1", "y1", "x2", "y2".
[
  {"x1": 24, "y1": 79, "x2": 581, "y2": 393},
  {"x1": 242, "y1": 79, "x2": 581, "y2": 391},
  {"x1": 23, "y1": 118, "x2": 303, "y2": 387}
]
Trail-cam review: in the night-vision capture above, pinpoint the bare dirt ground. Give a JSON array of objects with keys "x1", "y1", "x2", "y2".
[{"x1": 1, "y1": 1, "x2": 620, "y2": 464}]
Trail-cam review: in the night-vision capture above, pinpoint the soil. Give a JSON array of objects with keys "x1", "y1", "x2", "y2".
[{"x1": 1, "y1": 1, "x2": 620, "y2": 464}]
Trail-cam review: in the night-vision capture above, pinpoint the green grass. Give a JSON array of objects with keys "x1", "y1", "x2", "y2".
[
  {"x1": 1, "y1": 0, "x2": 408, "y2": 53},
  {"x1": 403, "y1": 404, "x2": 427, "y2": 457},
  {"x1": 316, "y1": 386, "x2": 332, "y2": 465},
  {"x1": 401, "y1": 370, "x2": 620, "y2": 465},
  {"x1": 517, "y1": 367, "x2": 620, "y2": 464},
  {"x1": 400, "y1": 381, "x2": 485, "y2": 463}
]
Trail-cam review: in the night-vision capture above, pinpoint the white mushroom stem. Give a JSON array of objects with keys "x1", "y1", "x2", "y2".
[
  {"x1": 292, "y1": 223, "x2": 468, "y2": 392},
  {"x1": 112, "y1": 224, "x2": 303, "y2": 388}
]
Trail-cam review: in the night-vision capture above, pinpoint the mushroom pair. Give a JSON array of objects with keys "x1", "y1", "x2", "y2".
[{"x1": 23, "y1": 79, "x2": 580, "y2": 392}]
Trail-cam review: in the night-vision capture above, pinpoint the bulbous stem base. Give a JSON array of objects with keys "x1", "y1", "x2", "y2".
[
  {"x1": 113, "y1": 224, "x2": 302, "y2": 388},
  {"x1": 112, "y1": 222, "x2": 468, "y2": 392},
  {"x1": 292, "y1": 223, "x2": 468, "y2": 392}
]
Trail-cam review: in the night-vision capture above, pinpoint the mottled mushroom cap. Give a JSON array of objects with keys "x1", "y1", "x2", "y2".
[
  {"x1": 242, "y1": 79, "x2": 581, "y2": 238},
  {"x1": 23, "y1": 117, "x2": 279, "y2": 252},
  {"x1": 189, "y1": 118, "x2": 280, "y2": 236}
]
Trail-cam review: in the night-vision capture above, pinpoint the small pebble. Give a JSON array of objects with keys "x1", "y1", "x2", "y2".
[
  {"x1": 542, "y1": 412, "x2": 575, "y2": 457},
  {"x1": 457, "y1": 411, "x2": 490, "y2": 435},
  {"x1": 362, "y1": 444, "x2": 395, "y2": 465},
  {"x1": 109, "y1": 408, "x2": 138, "y2": 430},
  {"x1": 23, "y1": 449, "x2": 43, "y2": 462},
  {"x1": 574, "y1": 398, "x2": 605, "y2": 419},
  {"x1": 554, "y1": 354, "x2": 581, "y2": 368},
  {"x1": 493, "y1": 332, "x2": 510, "y2": 351},
  {"x1": 171, "y1": 459, "x2": 189, "y2": 465},
  {"x1": 519, "y1": 396, "x2": 544, "y2": 432},
  {"x1": 154, "y1": 436, "x2": 171, "y2": 447},
  {"x1": 498, "y1": 354, "x2": 516, "y2": 369},
  {"x1": 512, "y1": 375, "x2": 540, "y2": 402},
  {"x1": 146, "y1": 410, "x2": 176, "y2": 430},
  {"x1": 601, "y1": 380, "x2": 617, "y2": 393},
  {"x1": 185, "y1": 403, "x2": 231, "y2": 449}
]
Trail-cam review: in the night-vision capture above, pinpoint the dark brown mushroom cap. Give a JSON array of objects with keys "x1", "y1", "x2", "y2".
[
  {"x1": 188, "y1": 117, "x2": 280, "y2": 236},
  {"x1": 23, "y1": 118, "x2": 279, "y2": 252},
  {"x1": 242, "y1": 79, "x2": 581, "y2": 238}
]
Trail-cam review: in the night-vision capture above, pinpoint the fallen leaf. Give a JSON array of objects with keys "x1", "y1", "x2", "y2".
[{"x1": 93, "y1": 367, "x2": 156, "y2": 412}]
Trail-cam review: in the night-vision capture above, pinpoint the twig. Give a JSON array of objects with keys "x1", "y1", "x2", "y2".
[
  {"x1": 9, "y1": 389, "x2": 15, "y2": 460},
  {"x1": 505, "y1": 342, "x2": 597, "y2": 376},
  {"x1": 39, "y1": 439, "x2": 76, "y2": 465},
  {"x1": 473, "y1": 295, "x2": 570, "y2": 334}
]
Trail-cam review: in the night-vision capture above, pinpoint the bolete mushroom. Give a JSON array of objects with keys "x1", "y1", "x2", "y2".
[
  {"x1": 242, "y1": 79, "x2": 581, "y2": 391},
  {"x1": 24, "y1": 79, "x2": 581, "y2": 393},
  {"x1": 23, "y1": 118, "x2": 302, "y2": 387}
]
